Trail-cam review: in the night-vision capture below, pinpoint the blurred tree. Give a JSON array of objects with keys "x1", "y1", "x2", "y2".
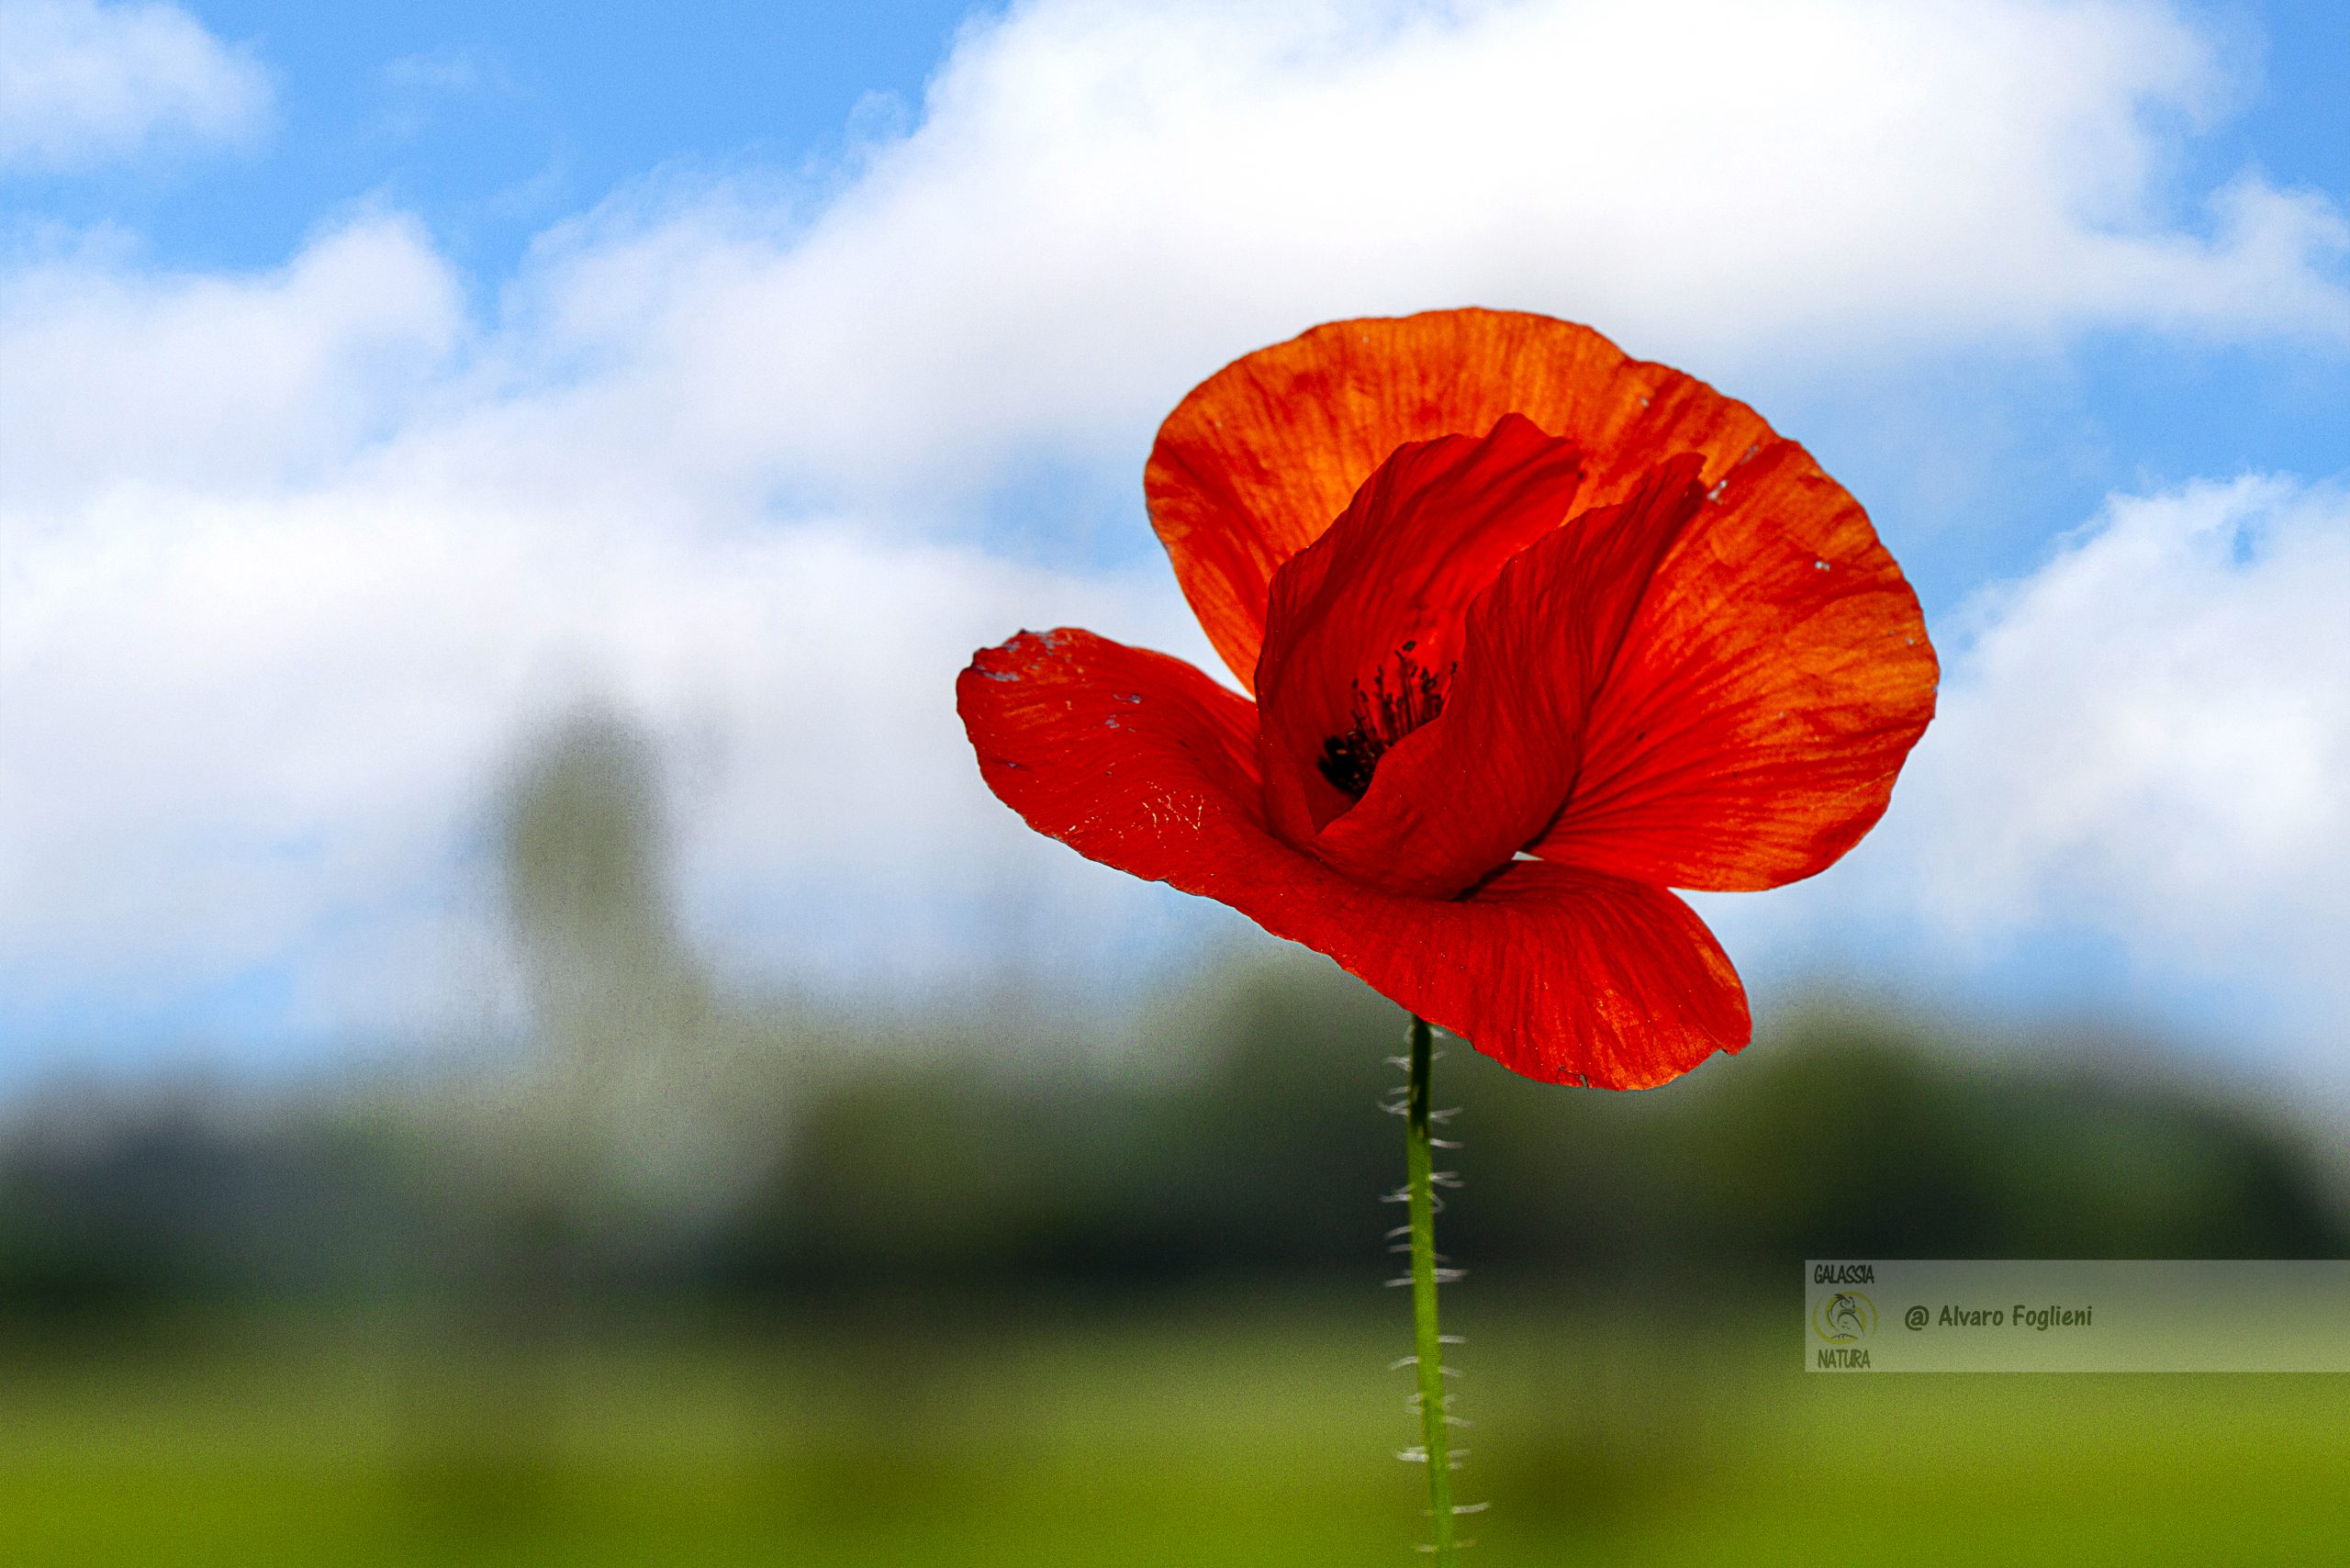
[
  {"x1": 2, "y1": 920, "x2": 2342, "y2": 1318},
  {"x1": 491, "y1": 703, "x2": 781, "y2": 1279}
]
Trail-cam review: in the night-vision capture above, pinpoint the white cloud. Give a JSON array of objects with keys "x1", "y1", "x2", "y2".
[
  {"x1": 1890, "y1": 476, "x2": 2350, "y2": 981},
  {"x1": 377, "y1": 49, "x2": 517, "y2": 141},
  {"x1": 381, "y1": 50, "x2": 501, "y2": 99},
  {"x1": 5, "y1": 0, "x2": 2350, "y2": 1054},
  {"x1": 0, "y1": 216, "x2": 463, "y2": 504},
  {"x1": 0, "y1": 0, "x2": 268, "y2": 173},
  {"x1": 469, "y1": 0, "x2": 2349, "y2": 510}
]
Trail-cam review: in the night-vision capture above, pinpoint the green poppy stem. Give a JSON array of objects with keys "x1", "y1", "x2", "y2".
[{"x1": 1403, "y1": 1013, "x2": 1459, "y2": 1562}]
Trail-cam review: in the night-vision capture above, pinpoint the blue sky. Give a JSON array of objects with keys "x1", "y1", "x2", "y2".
[
  {"x1": 8, "y1": 3, "x2": 981, "y2": 274},
  {"x1": 3, "y1": 0, "x2": 2348, "y2": 1087}
]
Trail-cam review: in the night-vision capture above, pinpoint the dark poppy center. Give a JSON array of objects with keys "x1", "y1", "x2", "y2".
[{"x1": 1316, "y1": 641, "x2": 1451, "y2": 800}]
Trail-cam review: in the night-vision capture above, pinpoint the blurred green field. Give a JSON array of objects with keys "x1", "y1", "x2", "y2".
[
  {"x1": 13, "y1": 682, "x2": 2350, "y2": 1565},
  {"x1": 6, "y1": 1294, "x2": 2349, "y2": 1567}
]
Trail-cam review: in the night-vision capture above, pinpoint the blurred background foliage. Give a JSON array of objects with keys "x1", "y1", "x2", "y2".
[{"x1": 4, "y1": 711, "x2": 2346, "y2": 1564}]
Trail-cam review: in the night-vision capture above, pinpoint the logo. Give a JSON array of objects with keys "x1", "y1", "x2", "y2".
[{"x1": 1814, "y1": 1291, "x2": 1877, "y2": 1343}]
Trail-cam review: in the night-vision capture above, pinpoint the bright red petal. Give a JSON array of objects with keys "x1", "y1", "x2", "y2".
[
  {"x1": 1253, "y1": 414, "x2": 1586, "y2": 846},
  {"x1": 957, "y1": 628, "x2": 1750, "y2": 1088},
  {"x1": 958, "y1": 628, "x2": 1268, "y2": 894},
  {"x1": 1309, "y1": 457, "x2": 1708, "y2": 897},
  {"x1": 1528, "y1": 439, "x2": 1939, "y2": 890},
  {"x1": 1145, "y1": 308, "x2": 1775, "y2": 691},
  {"x1": 1421, "y1": 860, "x2": 1750, "y2": 1089}
]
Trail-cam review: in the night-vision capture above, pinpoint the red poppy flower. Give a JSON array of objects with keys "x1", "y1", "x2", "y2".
[{"x1": 957, "y1": 309, "x2": 1936, "y2": 1089}]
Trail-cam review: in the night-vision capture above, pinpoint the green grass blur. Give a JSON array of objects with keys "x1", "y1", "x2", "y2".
[{"x1": 6, "y1": 1295, "x2": 2350, "y2": 1566}]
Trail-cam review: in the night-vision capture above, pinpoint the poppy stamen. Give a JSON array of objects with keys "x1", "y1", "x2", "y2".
[{"x1": 1318, "y1": 642, "x2": 1452, "y2": 799}]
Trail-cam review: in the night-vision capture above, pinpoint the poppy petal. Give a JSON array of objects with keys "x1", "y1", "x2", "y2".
[
  {"x1": 1528, "y1": 439, "x2": 1939, "y2": 890},
  {"x1": 1308, "y1": 456, "x2": 1708, "y2": 897},
  {"x1": 1253, "y1": 414, "x2": 1587, "y2": 846},
  {"x1": 1423, "y1": 860, "x2": 1750, "y2": 1089},
  {"x1": 957, "y1": 628, "x2": 1267, "y2": 894},
  {"x1": 1145, "y1": 308, "x2": 1775, "y2": 690},
  {"x1": 957, "y1": 628, "x2": 1749, "y2": 1088}
]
